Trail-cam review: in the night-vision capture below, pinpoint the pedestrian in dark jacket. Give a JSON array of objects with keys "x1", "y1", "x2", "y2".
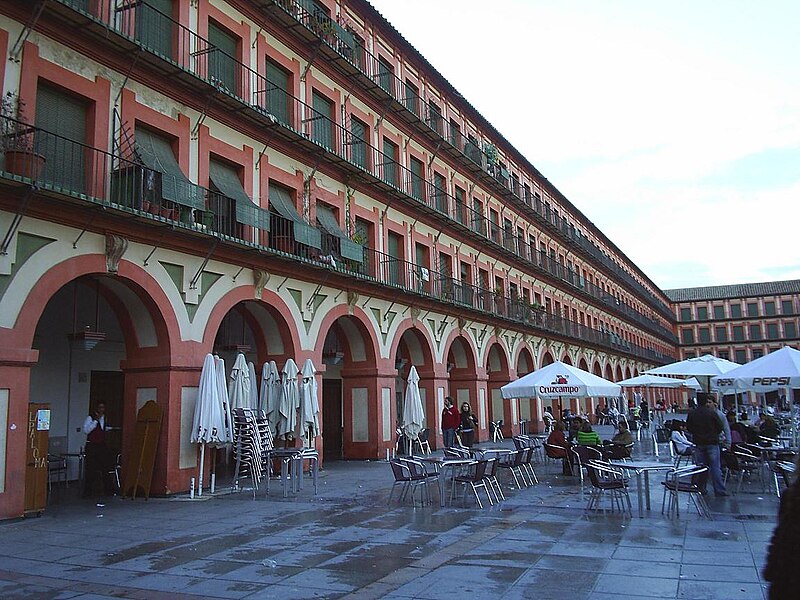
[
  {"x1": 458, "y1": 402, "x2": 478, "y2": 447},
  {"x1": 686, "y1": 393, "x2": 728, "y2": 496}
]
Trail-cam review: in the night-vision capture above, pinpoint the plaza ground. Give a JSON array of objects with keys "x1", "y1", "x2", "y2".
[{"x1": 0, "y1": 427, "x2": 778, "y2": 599}]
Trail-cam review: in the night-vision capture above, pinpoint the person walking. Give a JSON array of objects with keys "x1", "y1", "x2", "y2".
[
  {"x1": 441, "y1": 397, "x2": 459, "y2": 448},
  {"x1": 686, "y1": 393, "x2": 728, "y2": 497}
]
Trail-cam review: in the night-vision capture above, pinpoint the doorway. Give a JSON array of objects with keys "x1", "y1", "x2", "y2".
[
  {"x1": 322, "y1": 379, "x2": 342, "y2": 461},
  {"x1": 89, "y1": 371, "x2": 124, "y2": 456}
]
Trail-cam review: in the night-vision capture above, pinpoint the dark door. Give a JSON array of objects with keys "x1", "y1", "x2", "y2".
[
  {"x1": 89, "y1": 371, "x2": 124, "y2": 455},
  {"x1": 322, "y1": 379, "x2": 342, "y2": 461}
]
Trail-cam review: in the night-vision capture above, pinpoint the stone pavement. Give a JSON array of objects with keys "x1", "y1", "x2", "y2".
[{"x1": 0, "y1": 430, "x2": 780, "y2": 599}]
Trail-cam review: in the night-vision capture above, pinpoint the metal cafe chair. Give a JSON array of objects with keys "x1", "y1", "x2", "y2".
[
  {"x1": 490, "y1": 419, "x2": 504, "y2": 443},
  {"x1": 388, "y1": 458, "x2": 429, "y2": 506},
  {"x1": 498, "y1": 450, "x2": 530, "y2": 489},
  {"x1": 585, "y1": 460, "x2": 632, "y2": 516},
  {"x1": 661, "y1": 465, "x2": 711, "y2": 519},
  {"x1": 450, "y1": 459, "x2": 492, "y2": 508}
]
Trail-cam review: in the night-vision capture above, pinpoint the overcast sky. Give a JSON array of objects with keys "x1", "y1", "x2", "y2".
[{"x1": 368, "y1": 0, "x2": 800, "y2": 291}]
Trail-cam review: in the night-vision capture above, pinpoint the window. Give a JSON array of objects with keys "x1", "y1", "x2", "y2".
[
  {"x1": 785, "y1": 321, "x2": 797, "y2": 338},
  {"x1": 35, "y1": 84, "x2": 88, "y2": 193},
  {"x1": 523, "y1": 183, "x2": 532, "y2": 204},
  {"x1": 747, "y1": 302, "x2": 759, "y2": 317},
  {"x1": 208, "y1": 158, "x2": 264, "y2": 237},
  {"x1": 503, "y1": 218, "x2": 513, "y2": 251},
  {"x1": 782, "y1": 300, "x2": 794, "y2": 315},
  {"x1": 409, "y1": 157, "x2": 424, "y2": 201},
  {"x1": 680, "y1": 307, "x2": 691, "y2": 321},
  {"x1": 749, "y1": 324, "x2": 762, "y2": 340},
  {"x1": 349, "y1": 116, "x2": 368, "y2": 169},
  {"x1": 386, "y1": 231, "x2": 404, "y2": 286},
  {"x1": 316, "y1": 203, "x2": 363, "y2": 263},
  {"x1": 718, "y1": 350, "x2": 729, "y2": 360},
  {"x1": 684, "y1": 351, "x2": 696, "y2": 359},
  {"x1": 381, "y1": 138, "x2": 398, "y2": 187},
  {"x1": 713, "y1": 305, "x2": 725, "y2": 320},
  {"x1": 767, "y1": 323, "x2": 779, "y2": 339},
  {"x1": 377, "y1": 57, "x2": 394, "y2": 94},
  {"x1": 465, "y1": 134, "x2": 481, "y2": 164},
  {"x1": 403, "y1": 79, "x2": 419, "y2": 115},
  {"x1": 471, "y1": 198, "x2": 484, "y2": 235},
  {"x1": 268, "y1": 182, "x2": 321, "y2": 249},
  {"x1": 698, "y1": 327, "x2": 710, "y2": 343},
  {"x1": 489, "y1": 209, "x2": 500, "y2": 243},
  {"x1": 135, "y1": 0, "x2": 174, "y2": 58},
  {"x1": 433, "y1": 172, "x2": 447, "y2": 213},
  {"x1": 752, "y1": 349, "x2": 764, "y2": 359},
  {"x1": 266, "y1": 60, "x2": 291, "y2": 125},
  {"x1": 348, "y1": 30, "x2": 366, "y2": 71},
  {"x1": 696, "y1": 306, "x2": 708, "y2": 320},
  {"x1": 448, "y1": 119, "x2": 461, "y2": 148},
  {"x1": 510, "y1": 173, "x2": 520, "y2": 196},
  {"x1": 730, "y1": 303, "x2": 742, "y2": 318},
  {"x1": 135, "y1": 127, "x2": 204, "y2": 210},
  {"x1": 454, "y1": 186, "x2": 466, "y2": 225},
  {"x1": 735, "y1": 349, "x2": 747, "y2": 364},
  {"x1": 311, "y1": 91, "x2": 334, "y2": 149},
  {"x1": 427, "y1": 100, "x2": 443, "y2": 135},
  {"x1": 715, "y1": 326, "x2": 727, "y2": 342},
  {"x1": 681, "y1": 329, "x2": 695, "y2": 344},
  {"x1": 732, "y1": 325, "x2": 745, "y2": 342},
  {"x1": 765, "y1": 301, "x2": 776, "y2": 316},
  {"x1": 208, "y1": 21, "x2": 238, "y2": 94}
]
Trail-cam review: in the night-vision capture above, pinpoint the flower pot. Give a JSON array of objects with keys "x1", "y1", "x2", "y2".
[
  {"x1": 141, "y1": 200, "x2": 151, "y2": 213},
  {"x1": 4, "y1": 150, "x2": 46, "y2": 180},
  {"x1": 160, "y1": 206, "x2": 174, "y2": 219}
]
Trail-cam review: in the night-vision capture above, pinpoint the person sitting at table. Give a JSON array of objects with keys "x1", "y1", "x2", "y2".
[
  {"x1": 670, "y1": 421, "x2": 694, "y2": 456},
  {"x1": 568, "y1": 416, "x2": 583, "y2": 442},
  {"x1": 546, "y1": 421, "x2": 573, "y2": 475},
  {"x1": 576, "y1": 421, "x2": 601, "y2": 446},
  {"x1": 760, "y1": 413, "x2": 781, "y2": 440},
  {"x1": 726, "y1": 411, "x2": 744, "y2": 445},
  {"x1": 610, "y1": 422, "x2": 634, "y2": 446}
]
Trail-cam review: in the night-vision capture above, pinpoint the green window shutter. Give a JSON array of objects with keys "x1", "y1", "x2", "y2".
[
  {"x1": 135, "y1": 128, "x2": 204, "y2": 209},
  {"x1": 209, "y1": 160, "x2": 269, "y2": 231},
  {"x1": 316, "y1": 204, "x2": 362, "y2": 263},
  {"x1": 34, "y1": 84, "x2": 87, "y2": 193},
  {"x1": 349, "y1": 117, "x2": 367, "y2": 169},
  {"x1": 311, "y1": 92, "x2": 334, "y2": 150},
  {"x1": 410, "y1": 158, "x2": 423, "y2": 200},
  {"x1": 266, "y1": 60, "x2": 290, "y2": 125},
  {"x1": 377, "y1": 59, "x2": 393, "y2": 94},
  {"x1": 208, "y1": 22, "x2": 238, "y2": 95},
  {"x1": 382, "y1": 138, "x2": 397, "y2": 187},
  {"x1": 268, "y1": 183, "x2": 321, "y2": 249},
  {"x1": 136, "y1": 0, "x2": 173, "y2": 59},
  {"x1": 433, "y1": 173, "x2": 447, "y2": 213}
]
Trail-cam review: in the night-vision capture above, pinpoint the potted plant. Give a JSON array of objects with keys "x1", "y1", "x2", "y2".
[{"x1": 1, "y1": 92, "x2": 46, "y2": 180}]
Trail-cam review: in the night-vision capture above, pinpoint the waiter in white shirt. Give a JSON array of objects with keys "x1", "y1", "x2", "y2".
[{"x1": 83, "y1": 402, "x2": 112, "y2": 497}]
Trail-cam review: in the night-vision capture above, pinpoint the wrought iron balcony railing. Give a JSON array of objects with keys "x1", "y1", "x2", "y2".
[{"x1": 0, "y1": 116, "x2": 674, "y2": 363}]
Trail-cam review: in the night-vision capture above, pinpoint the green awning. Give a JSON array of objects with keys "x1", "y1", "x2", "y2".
[
  {"x1": 208, "y1": 161, "x2": 269, "y2": 231},
  {"x1": 136, "y1": 128, "x2": 204, "y2": 209},
  {"x1": 316, "y1": 203, "x2": 363, "y2": 263},
  {"x1": 268, "y1": 184, "x2": 321, "y2": 249}
]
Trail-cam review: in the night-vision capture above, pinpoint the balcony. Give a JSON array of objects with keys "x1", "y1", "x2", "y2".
[
  {"x1": 37, "y1": 0, "x2": 675, "y2": 343},
  {"x1": 0, "y1": 117, "x2": 674, "y2": 364}
]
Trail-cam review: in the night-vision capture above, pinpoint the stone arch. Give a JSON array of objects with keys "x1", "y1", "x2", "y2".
[
  {"x1": 593, "y1": 361, "x2": 603, "y2": 377},
  {"x1": 615, "y1": 365, "x2": 624, "y2": 381},
  {"x1": 485, "y1": 341, "x2": 511, "y2": 434},
  {"x1": 578, "y1": 357, "x2": 589, "y2": 371},
  {"x1": 561, "y1": 353, "x2": 573, "y2": 366},
  {"x1": 391, "y1": 322, "x2": 437, "y2": 448},
  {"x1": 540, "y1": 350, "x2": 555, "y2": 366}
]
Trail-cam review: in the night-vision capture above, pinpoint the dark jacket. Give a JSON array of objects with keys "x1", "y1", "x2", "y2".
[
  {"x1": 764, "y1": 478, "x2": 800, "y2": 599},
  {"x1": 686, "y1": 405, "x2": 722, "y2": 445}
]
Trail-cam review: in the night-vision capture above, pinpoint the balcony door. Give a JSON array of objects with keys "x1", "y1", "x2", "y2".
[{"x1": 35, "y1": 84, "x2": 87, "y2": 193}]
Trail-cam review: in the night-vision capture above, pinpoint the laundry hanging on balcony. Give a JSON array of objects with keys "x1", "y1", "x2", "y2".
[
  {"x1": 316, "y1": 203, "x2": 363, "y2": 263},
  {"x1": 135, "y1": 128, "x2": 205, "y2": 209},
  {"x1": 268, "y1": 185, "x2": 322, "y2": 249}
]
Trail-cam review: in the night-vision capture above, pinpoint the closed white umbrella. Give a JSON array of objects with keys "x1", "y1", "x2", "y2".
[
  {"x1": 299, "y1": 358, "x2": 321, "y2": 446},
  {"x1": 229, "y1": 353, "x2": 252, "y2": 410},
  {"x1": 261, "y1": 360, "x2": 281, "y2": 433},
  {"x1": 401, "y1": 366, "x2": 424, "y2": 447},
  {"x1": 248, "y1": 361, "x2": 259, "y2": 411},
  {"x1": 191, "y1": 354, "x2": 226, "y2": 497},
  {"x1": 214, "y1": 356, "x2": 234, "y2": 445},
  {"x1": 277, "y1": 358, "x2": 300, "y2": 439},
  {"x1": 682, "y1": 377, "x2": 703, "y2": 390}
]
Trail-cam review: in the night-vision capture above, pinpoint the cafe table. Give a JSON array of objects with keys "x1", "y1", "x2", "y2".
[
  {"x1": 613, "y1": 460, "x2": 674, "y2": 517},
  {"x1": 417, "y1": 456, "x2": 475, "y2": 507}
]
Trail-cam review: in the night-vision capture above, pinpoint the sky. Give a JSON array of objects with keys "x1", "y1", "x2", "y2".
[{"x1": 368, "y1": 0, "x2": 800, "y2": 291}]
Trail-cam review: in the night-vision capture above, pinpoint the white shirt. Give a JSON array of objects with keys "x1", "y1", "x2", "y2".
[
  {"x1": 83, "y1": 414, "x2": 106, "y2": 435},
  {"x1": 671, "y1": 430, "x2": 694, "y2": 454}
]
